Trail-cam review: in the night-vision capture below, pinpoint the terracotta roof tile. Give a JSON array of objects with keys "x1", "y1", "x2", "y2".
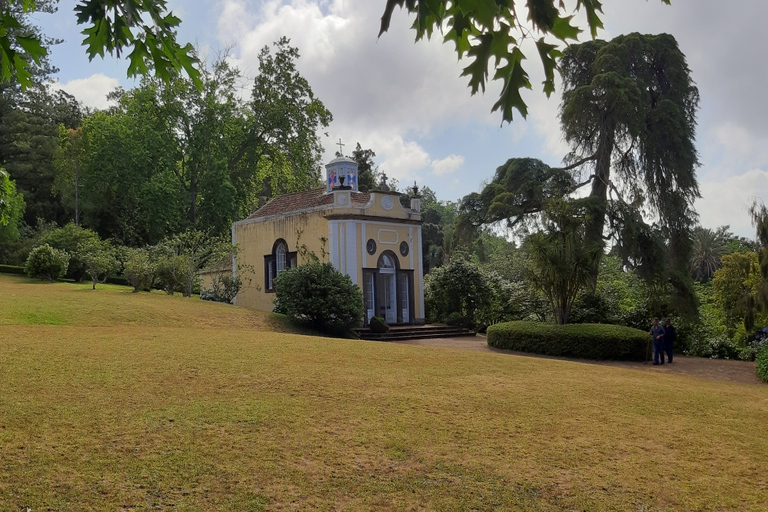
[{"x1": 247, "y1": 188, "x2": 371, "y2": 220}]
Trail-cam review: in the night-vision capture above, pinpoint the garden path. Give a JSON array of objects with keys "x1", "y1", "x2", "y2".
[{"x1": 394, "y1": 335, "x2": 763, "y2": 386}]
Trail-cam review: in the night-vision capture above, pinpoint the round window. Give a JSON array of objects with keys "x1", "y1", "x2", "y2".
[
  {"x1": 366, "y1": 238, "x2": 377, "y2": 255},
  {"x1": 400, "y1": 241, "x2": 409, "y2": 256}
]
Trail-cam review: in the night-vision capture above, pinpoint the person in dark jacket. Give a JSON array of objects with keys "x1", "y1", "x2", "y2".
[
  {"x1": 650, "y1": 317, "x2": 666, "y2": 365},
  {"x1": 664, "y1": 318, "x2": 676, "y2": 363}
]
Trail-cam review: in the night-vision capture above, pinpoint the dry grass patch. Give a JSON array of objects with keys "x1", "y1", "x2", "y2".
[{"x1": 1, "y1": 274, "x2": 767, "y2": 511}]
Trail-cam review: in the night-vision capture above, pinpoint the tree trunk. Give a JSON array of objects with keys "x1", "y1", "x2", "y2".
[
  {"x1": 584, "y1": 123, "x2": 615, "y2": 288},
  {"x1": 188, "y1": 181, "x2": 197, "y2": 225}
]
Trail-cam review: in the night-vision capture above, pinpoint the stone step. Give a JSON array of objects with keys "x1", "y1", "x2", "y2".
[{"x1": 357, "y1": 324, "x2": 473, "y2": 341}]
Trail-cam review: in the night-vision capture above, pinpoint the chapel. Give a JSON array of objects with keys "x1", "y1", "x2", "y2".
[{"x1": 230, "y1": 154, "x2": 425, "y2": 325}]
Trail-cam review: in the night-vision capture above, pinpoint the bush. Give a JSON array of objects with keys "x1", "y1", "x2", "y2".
[
  {"x1": 445, "y1": 312, "x2": 468, "y2": 328},
  {"x1": 425, "y1": 256, "x2": 493, "y2": 328},
  {"x1": 486, "y1": 321, "x2": 649, "y2": 361},
  {"x1": 24, "y1": 244, "x2": 69, "y2": 282},
  {"x1": 757, "y1": 344, "x2": 768, "y2": 383},
  {"x1": 369, "y1": 316, "x2": 389, "y2": 333},
  {"x1": 123, "y1": 248, "x2": 156, "y2": 292},
  {"x1": 38, "y1": 222, "x2": 100, "y2": 281},
  {"x1": 274, "y1": 261, "x2": 364, "y2": 336},
  {"x1": 0, "y1": 264, "x2": 24, "y2": 274}
]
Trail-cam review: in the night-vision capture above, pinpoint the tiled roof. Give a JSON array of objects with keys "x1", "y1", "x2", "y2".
[{"x1": 246, "y1": 187, "x2": 372, "y2": 220}]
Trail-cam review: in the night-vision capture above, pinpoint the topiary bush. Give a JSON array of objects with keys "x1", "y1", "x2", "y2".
[
  {"x1": 486, "y1": 321, "x2": 649, "y2": 361},
  {"x1": 369, "y1": 316, "x2": 389, "y2": 333},
  {"x1": 445, "y1": 312, "x2": 468, "y2": 328},
  {"x1": 274, "y1": 262, "x2": 364, "y2": 336},
  {"x1": 24, "y1": 244, "x2": 69, "y2": 282},
  {"x1": 0, "y1": 264, "x2": 24, "y2": 274},
  {"x1": 757, "y1": 344, "x2": 768, "y2": 383}
]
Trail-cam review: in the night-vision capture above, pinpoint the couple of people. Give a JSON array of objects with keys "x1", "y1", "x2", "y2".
[{"x1": 650, "y1": 317, "x2": 676, "y2": 365}]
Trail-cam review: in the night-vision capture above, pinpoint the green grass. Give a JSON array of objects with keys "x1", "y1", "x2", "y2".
[{"x1": 1, "y1": 274, "x2": 767, "y2": 510}]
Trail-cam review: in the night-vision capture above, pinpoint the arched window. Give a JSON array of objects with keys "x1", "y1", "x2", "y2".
[
  {"x1": 377, "y1": 251, "x2": 399, "y2": 272},
  {"x1": 265, "y1": 239, "x2": 297, "y2": 292}
]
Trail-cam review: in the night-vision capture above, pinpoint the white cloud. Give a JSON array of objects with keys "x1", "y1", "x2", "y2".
[
  {"x1": 50, "y1": 74, "x2": 119, "y2": 111},
  {"x1": 431, "y1": 154, "x2": 464, "y2": 176},
  {"x1": 696, "y1": 168, "x2": 768, "y2": 237}
]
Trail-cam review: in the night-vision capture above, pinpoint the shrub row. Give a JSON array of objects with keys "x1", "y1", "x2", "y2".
[
  {"x1": 0, "y1": 264, "x2": 24, "y2": 274},
  {"x1": 757, "y1": 344, "x2": 768, "y2": 383},
  {"x1": 486, "y1": 321, "x2": 649, "y2": 361}
]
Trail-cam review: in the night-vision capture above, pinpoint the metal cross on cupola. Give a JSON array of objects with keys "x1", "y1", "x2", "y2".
[{"x1": 336, "y1": 138, "x2": 345, "y2": 156}]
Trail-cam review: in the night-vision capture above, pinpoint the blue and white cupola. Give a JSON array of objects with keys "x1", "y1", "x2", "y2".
[{"x1": 325, "y1": 154, "x2": 358, "y2": 193}]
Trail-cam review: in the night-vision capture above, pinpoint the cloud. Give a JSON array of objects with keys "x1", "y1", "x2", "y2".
[
  {"x1": 50, "y1": 74, "x2": 119, "y2": 110},
  {"x1": 696, "y1": 168, "x2": 768, "y2": 237},
  {"x1": 431, "y1": 154, "x2": 464, "y2": 176},
  {"x1": 215, "y1": 0, "x2": 500, "y2": 185}
]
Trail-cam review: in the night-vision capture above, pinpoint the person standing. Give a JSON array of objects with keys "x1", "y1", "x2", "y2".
[
  {"x1": 664, "y1": 318, "x2": 676, "y2": 363},
  {"x1": 650, "y1": 317, "x2": 666, "y2": 365}
]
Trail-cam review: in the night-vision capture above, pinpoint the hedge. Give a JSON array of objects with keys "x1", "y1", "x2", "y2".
[
  {"x1": 757, "y1": 344, "x2": 768, "y2": 383},
  {"x1": 487, "y1": 321, "x2": 649, "y2": 361},
  {"x1": 0, "y1": 264, "x2": 25, "y2": 275}
]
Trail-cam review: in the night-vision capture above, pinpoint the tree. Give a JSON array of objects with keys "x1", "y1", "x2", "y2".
[
  {"x1": 424, "y1": 254, "x2": 492, "y2": 327},
  {"x1": 0, "y1": 168, "x2": 25, "y2": 252},
  {"x1": 744, "y1": 201, "x2": 768, "y2": 330},
  {"x1": 712, "y1": 252, "x2": 763, "y2": 333},
  {"x1": 350, "y1": 143, "x2": 379, "y2": 193},
  {"x1": 53, "y1": 126, "x2": 86, "y2": 225},
  {"x1": 525, "y1": 199, "x2": 601, "y2": 325},
  {"x1": 690, "y1": 226, "x2": 732, "y2": 283},
  {"x1": 463, "y1": 33, "x2": 700, "y2": 317},
  {"x1": 379, "y1": 0, "x2": 671, "y2": 122},
  {"x1": 80, "y1": 238, "x2": 119, "y2": 290}
]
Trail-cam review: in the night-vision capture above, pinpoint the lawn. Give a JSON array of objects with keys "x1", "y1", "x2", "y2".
[{"x1": 1, "y1": 273, "x2": 767, "y2": 511}]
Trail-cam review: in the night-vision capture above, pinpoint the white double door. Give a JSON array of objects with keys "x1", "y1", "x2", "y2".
[{"x1": 380, "y1": 269, "x2": 397, "y2": 324}]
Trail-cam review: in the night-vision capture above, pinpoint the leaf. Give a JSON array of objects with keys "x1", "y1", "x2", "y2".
[
  {"x1": 550, "y1": 15, "x2": 581, "y2": 42},
  {"x1": 535, "y1": 38, "x2": 561, "y2": 97},
  {"x1": 16, "y1": 35, "x2": 48, "y2": 65},
  {"x1": 460, "y1": 33, "x2": 493, "y2": 95},
  {"x1": 491, "y1": 47, "x2": 531, "y2": 122},
  {"x1": 576, "y1": 0, "x2": 604, "y2": 39}
]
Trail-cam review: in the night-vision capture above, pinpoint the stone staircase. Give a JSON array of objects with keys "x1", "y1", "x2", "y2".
[{"x1": 356, "y1": 324, "x2": 473, "y2": 342}]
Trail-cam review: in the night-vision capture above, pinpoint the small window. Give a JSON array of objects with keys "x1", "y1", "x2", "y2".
[{"x1": 265, "y1": 239, "x2": 297, "y2": 293}]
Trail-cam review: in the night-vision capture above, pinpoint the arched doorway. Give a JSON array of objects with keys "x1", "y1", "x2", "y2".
[{"x1": 363, "y1": 251, "x2": 414, "y2": 325}]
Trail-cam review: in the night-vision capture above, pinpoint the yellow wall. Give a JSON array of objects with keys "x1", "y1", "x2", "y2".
[{"x1": 233, "y1": 211, "x2": 329, "y2": 312}]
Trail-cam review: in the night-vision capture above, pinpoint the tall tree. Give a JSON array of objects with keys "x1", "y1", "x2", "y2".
[{"x1": 463, "y1": 33, "x2": 700, "y2": 317}]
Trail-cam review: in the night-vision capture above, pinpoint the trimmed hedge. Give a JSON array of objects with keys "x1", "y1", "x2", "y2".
[
  {"x1": 0, "y1": 264, "x2": 24, "y2": 275},
  {"x1": 757, "y1": 344, "x2": 768, "y2": 383},
  {"x1": 487, "y1": 321, "x2": 649, "y2": 361}
]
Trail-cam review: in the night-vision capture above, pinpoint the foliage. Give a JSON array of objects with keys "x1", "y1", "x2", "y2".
[
  {"x1": 463, "y1": 34, "x2": 700, "y2": 318},
  {"x1": 79, "y1": 238, "x2": 120, "y2": 290},
  {"x1": 368, "y1": 316, "x2": 389, "y2": 334},
  {"x1": 122, "y1": 247, "x2": 156, "y2": 293},
  {"x1": 273, "y1": 261, "x2": 364, "y2": 335},
  {"x1": 757, "y1": 343, "x2": 768, "y2": 383},
  {"x1": 24, "y1": 243, "x2": 68, "y2": 281},
  {"x1": 0, "y1": 168, "x2": 25, "y2": 246},
  {"x1": 0, "y1": 0, "x2": 199, "y2": 89},
  {"x1": 745, "y1": 201, "x2": 768, "y2": 330},
  {"x1": 0, "y1": 263, "x2": 24, "y2": 274},
  {"x1": 154, "y1": 230, "x2": 233, "y2": 297},
  {"x1": 487, "y1": 321, "x2": 649, "y2": 361},
  {"x1": 52, "y1": 125, "x2": 86, "y2": 226},
  {"x1": 526, "y1": 199, "x2": 601, "y2": 324},
  {"x1": 201, "y1": 261, "x2": 254, "y2": 305},
  {"x1": 350, "y1": 143, "x2": 379, "y2": 193},
  {"x1": 38, "y1": 222, "x2": 100, "y2": 281},
  {"x1": 712, "y1": 252, "x2": 764, "y2": 333},
  {"x1": 379, "y1": 0, "x2": 671, "y2": 123},
  {"x1": 424, "y1": 255, "x2": 492, "y2": 328},
  {"x1": 690, "y1": 225, "x2": 732, "y2": 283}
]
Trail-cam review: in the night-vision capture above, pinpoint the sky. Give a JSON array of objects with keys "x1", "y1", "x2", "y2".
[{"x1": 33, "y1": 0, "x2": 768, "y2": 237}]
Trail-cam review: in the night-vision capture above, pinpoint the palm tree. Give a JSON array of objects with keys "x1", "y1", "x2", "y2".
[{"x1": 690, "y1": 226, "x2": 732, "y2": 283}]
